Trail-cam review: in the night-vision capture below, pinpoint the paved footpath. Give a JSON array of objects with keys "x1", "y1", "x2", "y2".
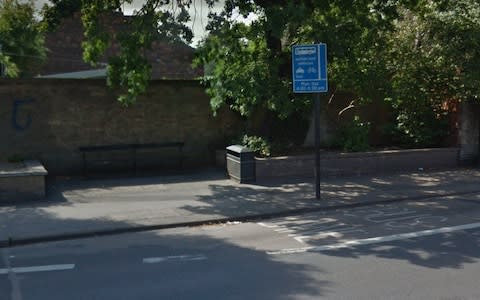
[{"x1": 2, "y1": 168, "x2": 480, "y2": 246}]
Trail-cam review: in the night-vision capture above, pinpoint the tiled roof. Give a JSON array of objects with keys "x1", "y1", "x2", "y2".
[{"x1": 39, "y1": 12, "x2": 203, "y2": 80}]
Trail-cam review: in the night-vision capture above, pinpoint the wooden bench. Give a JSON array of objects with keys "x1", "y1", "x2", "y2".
[{"x1": 78, "y1": 142, "x2": 184, "y2": 176}]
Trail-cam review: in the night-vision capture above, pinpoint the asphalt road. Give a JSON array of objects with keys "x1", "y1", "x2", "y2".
[{"x1": 2, "y1": 195, "x2": 480, "y2": 299}]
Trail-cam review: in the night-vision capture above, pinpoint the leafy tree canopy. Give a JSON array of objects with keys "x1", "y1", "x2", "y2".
[
  {"x1": 195, "y1": 0, "x2": 416, "y2": 117},
  {"x1": 40, "y1": 0, "x2": 83, "y2": 32},
  {"x1": 0, "y1": 0, "x2": 46, "y2": 78},
  {"x1": 383, "y1": 0, "x2": 480, "y2": 146},
  {"x1": 41, "y1": 0, "x2": 197, "y2": 105}
]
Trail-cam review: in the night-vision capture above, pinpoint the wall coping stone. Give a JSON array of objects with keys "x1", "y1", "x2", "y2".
[{"x1": 0, "y1": 160, "x2": 48, "y2": 178}]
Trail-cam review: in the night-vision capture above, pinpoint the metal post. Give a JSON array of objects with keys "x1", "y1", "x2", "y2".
[{"x1": 314, "y1": 93, "x2": 321, "y2": 199}]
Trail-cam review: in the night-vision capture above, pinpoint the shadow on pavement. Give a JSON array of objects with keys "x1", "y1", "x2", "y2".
[
  {"x1": 181, "y1": 183, "x2": 320, "y2": 218},
  {"x1": 180, "y1": 169, "x2": 480, "y2": 220}
]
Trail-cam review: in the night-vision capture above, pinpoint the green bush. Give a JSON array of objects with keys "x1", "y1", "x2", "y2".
[
  {"x1": 241, "y1": 135, "x2": 271, "y2": 157},
  {"x1": 335, "y1": 116, "x2": 371, "y2": 152},
  {"x1": 394, "y1": 108, "x2": 450, "y2": 147}
]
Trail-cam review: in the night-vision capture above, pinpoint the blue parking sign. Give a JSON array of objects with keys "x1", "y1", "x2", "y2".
[{"x1": 292, "y1": 44, "x2": 328, "y2": 93}]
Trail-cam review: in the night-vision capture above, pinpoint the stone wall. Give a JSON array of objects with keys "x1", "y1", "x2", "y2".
[{"x1": 0, "y1": 79, "x2": 241, "y2": 174}]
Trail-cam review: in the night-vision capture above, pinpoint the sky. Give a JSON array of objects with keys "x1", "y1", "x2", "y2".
[{"x1": 32, "y1": 0, "x2": 226, "y2": 46}]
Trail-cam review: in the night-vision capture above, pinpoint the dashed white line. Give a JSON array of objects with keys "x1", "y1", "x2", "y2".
[
  {"x1": 143, "y1": 254, "x2": 207, "y2": 264},
  {"x1": 0, "y1": 264, "x2": 75, "y2": 275},
  {"x1": 267, "y1": 222, "x2": 480, "y2": 255}
]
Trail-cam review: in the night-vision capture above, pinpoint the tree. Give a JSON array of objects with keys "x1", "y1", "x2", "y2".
[
  {"x1": 41, "y1": 0, "x2": 196, "y2": 104},
  {"x1": 383, "y1": 0, "x2": 480, "y2": 146},
  {"x1": 41, "y1": 0, "x2": 194, "y2": 105},
  {"x1": 40, "y1": 0, "x2": 83, "y2": 32},
  {"x1": 0, "y1": 0, "x2": 46, "y2": 78},
  {"x1": 194, "y1": 0, "x2": 411, "y2": 119}
]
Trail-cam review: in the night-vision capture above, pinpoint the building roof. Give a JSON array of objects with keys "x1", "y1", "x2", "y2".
[
  {"x1": 37, "y1": 68, "x2": 107, "y2": 79},
  {"x1": 37, "y1": 12, "x2": 203, "y2": 80}
]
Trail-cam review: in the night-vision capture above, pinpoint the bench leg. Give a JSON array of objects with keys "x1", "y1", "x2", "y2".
[
  {"x1": 133, "y1": 148, "x2": 137, "y2": 176},
  {"x1": 82, "y1": 152, "x2": 87, "y2": 177},
  {"x1": 179, "y1": 146, "x2": 184, "y2": 170}
]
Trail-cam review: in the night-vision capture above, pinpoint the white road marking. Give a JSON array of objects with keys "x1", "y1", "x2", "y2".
[
  {"x1": 363, "y1": 208, "x2": 448, "y2": 229},
  {"x1": 257, "y1": 222, "x2": 278, "y2": 229},
  {"x1": 143, "y1": 254, "x2": 207, "y2": 264},
  {"x1": 0, "y1": 264, "x2": 75, "y2": 275},
  {"x1": 259, "y1": 218, "x2": 368, "y2": 243},
  {"x1": 367, "y1": 214, "x2": 432, "y2": 224},
  {"x1": 276, "y1": 228, "x2": 295, "y2": 233},
  {"x1": 300, "y1": 224, "x2": 352, "y2": 235},
  {"x1": 2, "y1": 249, "x2": 22, "y2": 300},
  {"x1": 294, "y1": 236, "x2": 308, "y2": 243},
  {"x1": 385, "y1": 215, "x2": 449, "y2": 228},
  {"x1": 267, "y1": 222, "x2": 480, "y2": 255}
]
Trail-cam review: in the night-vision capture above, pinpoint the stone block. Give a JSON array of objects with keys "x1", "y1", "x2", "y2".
[{"x1": 0, "y1": 160, "x2": 48, "y2": 202}]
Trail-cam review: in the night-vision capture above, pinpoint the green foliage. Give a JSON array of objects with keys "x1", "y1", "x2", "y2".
[
  {"x1": 195, "y1": 1, "x2": 310, "y2": 118},
  {"x1": 395, "y1": 108, "x2": 450, "y2": 147},
  {"x1": 335, "y1": 116, "x2": 371, "y2": 152},
  {"x1": 382, "y1": 1, "x2": 480, "y2": 146},
  {"x1": 241, "y1": 135, "x2": 271, "y2": 157},
  {"x1": 0, "y1": 0, "x2": 45, "y2": 77},
  {"x1": 49, "y1": 0, "x2": 195, "y2": 105},
  {"x1": 71, "y1": 0, "x2": 411, "y2": 114},
  {"x1": 194, "y1": 0, "x2": 406, "y2": 118},
  {"x1": 40, "y1": 0, "x2": 82, "y2": 32}
]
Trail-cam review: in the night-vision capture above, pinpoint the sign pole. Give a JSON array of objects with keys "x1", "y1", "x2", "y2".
[
  {"x1": 314, "y1": 93, "x2": 321, "y2": 199},
  {"x1": 291, "y1": 43, "x2": 327, "y2": 200}
]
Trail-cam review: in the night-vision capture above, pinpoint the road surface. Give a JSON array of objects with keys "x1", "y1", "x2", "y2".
[{"x1": 2, "y1": 194, "x2": 480, "y2": 299}]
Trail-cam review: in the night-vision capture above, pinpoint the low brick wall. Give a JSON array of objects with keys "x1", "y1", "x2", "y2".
[{"x1": 255, "y1": 148, "x2": 459, "y2": 178}]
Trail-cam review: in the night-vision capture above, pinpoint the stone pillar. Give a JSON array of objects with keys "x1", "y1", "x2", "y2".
[{"x1": 458, "y1": 101, "x2": 480, "y2": 165}]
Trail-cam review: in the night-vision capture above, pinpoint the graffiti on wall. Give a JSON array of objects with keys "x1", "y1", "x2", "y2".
[{"x1": 11, "y1": 98, "x2": 34, "y2": 131}]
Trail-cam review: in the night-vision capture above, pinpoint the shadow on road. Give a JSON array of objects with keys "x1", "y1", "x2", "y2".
[
  {"x1": 320, "y1": 230, "x2": 480, "y2": 269},
  {"x1": 1, "y1": 210, "x2": 329, "y2": 300}
]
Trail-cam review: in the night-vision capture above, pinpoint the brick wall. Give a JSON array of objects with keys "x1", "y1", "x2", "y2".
[
  {"x1": 0, "y1": 79, "x2": 241, "y2": 174},
  {"x1": 255, "y1": 148, "x2": 459, "y2": 178}
]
